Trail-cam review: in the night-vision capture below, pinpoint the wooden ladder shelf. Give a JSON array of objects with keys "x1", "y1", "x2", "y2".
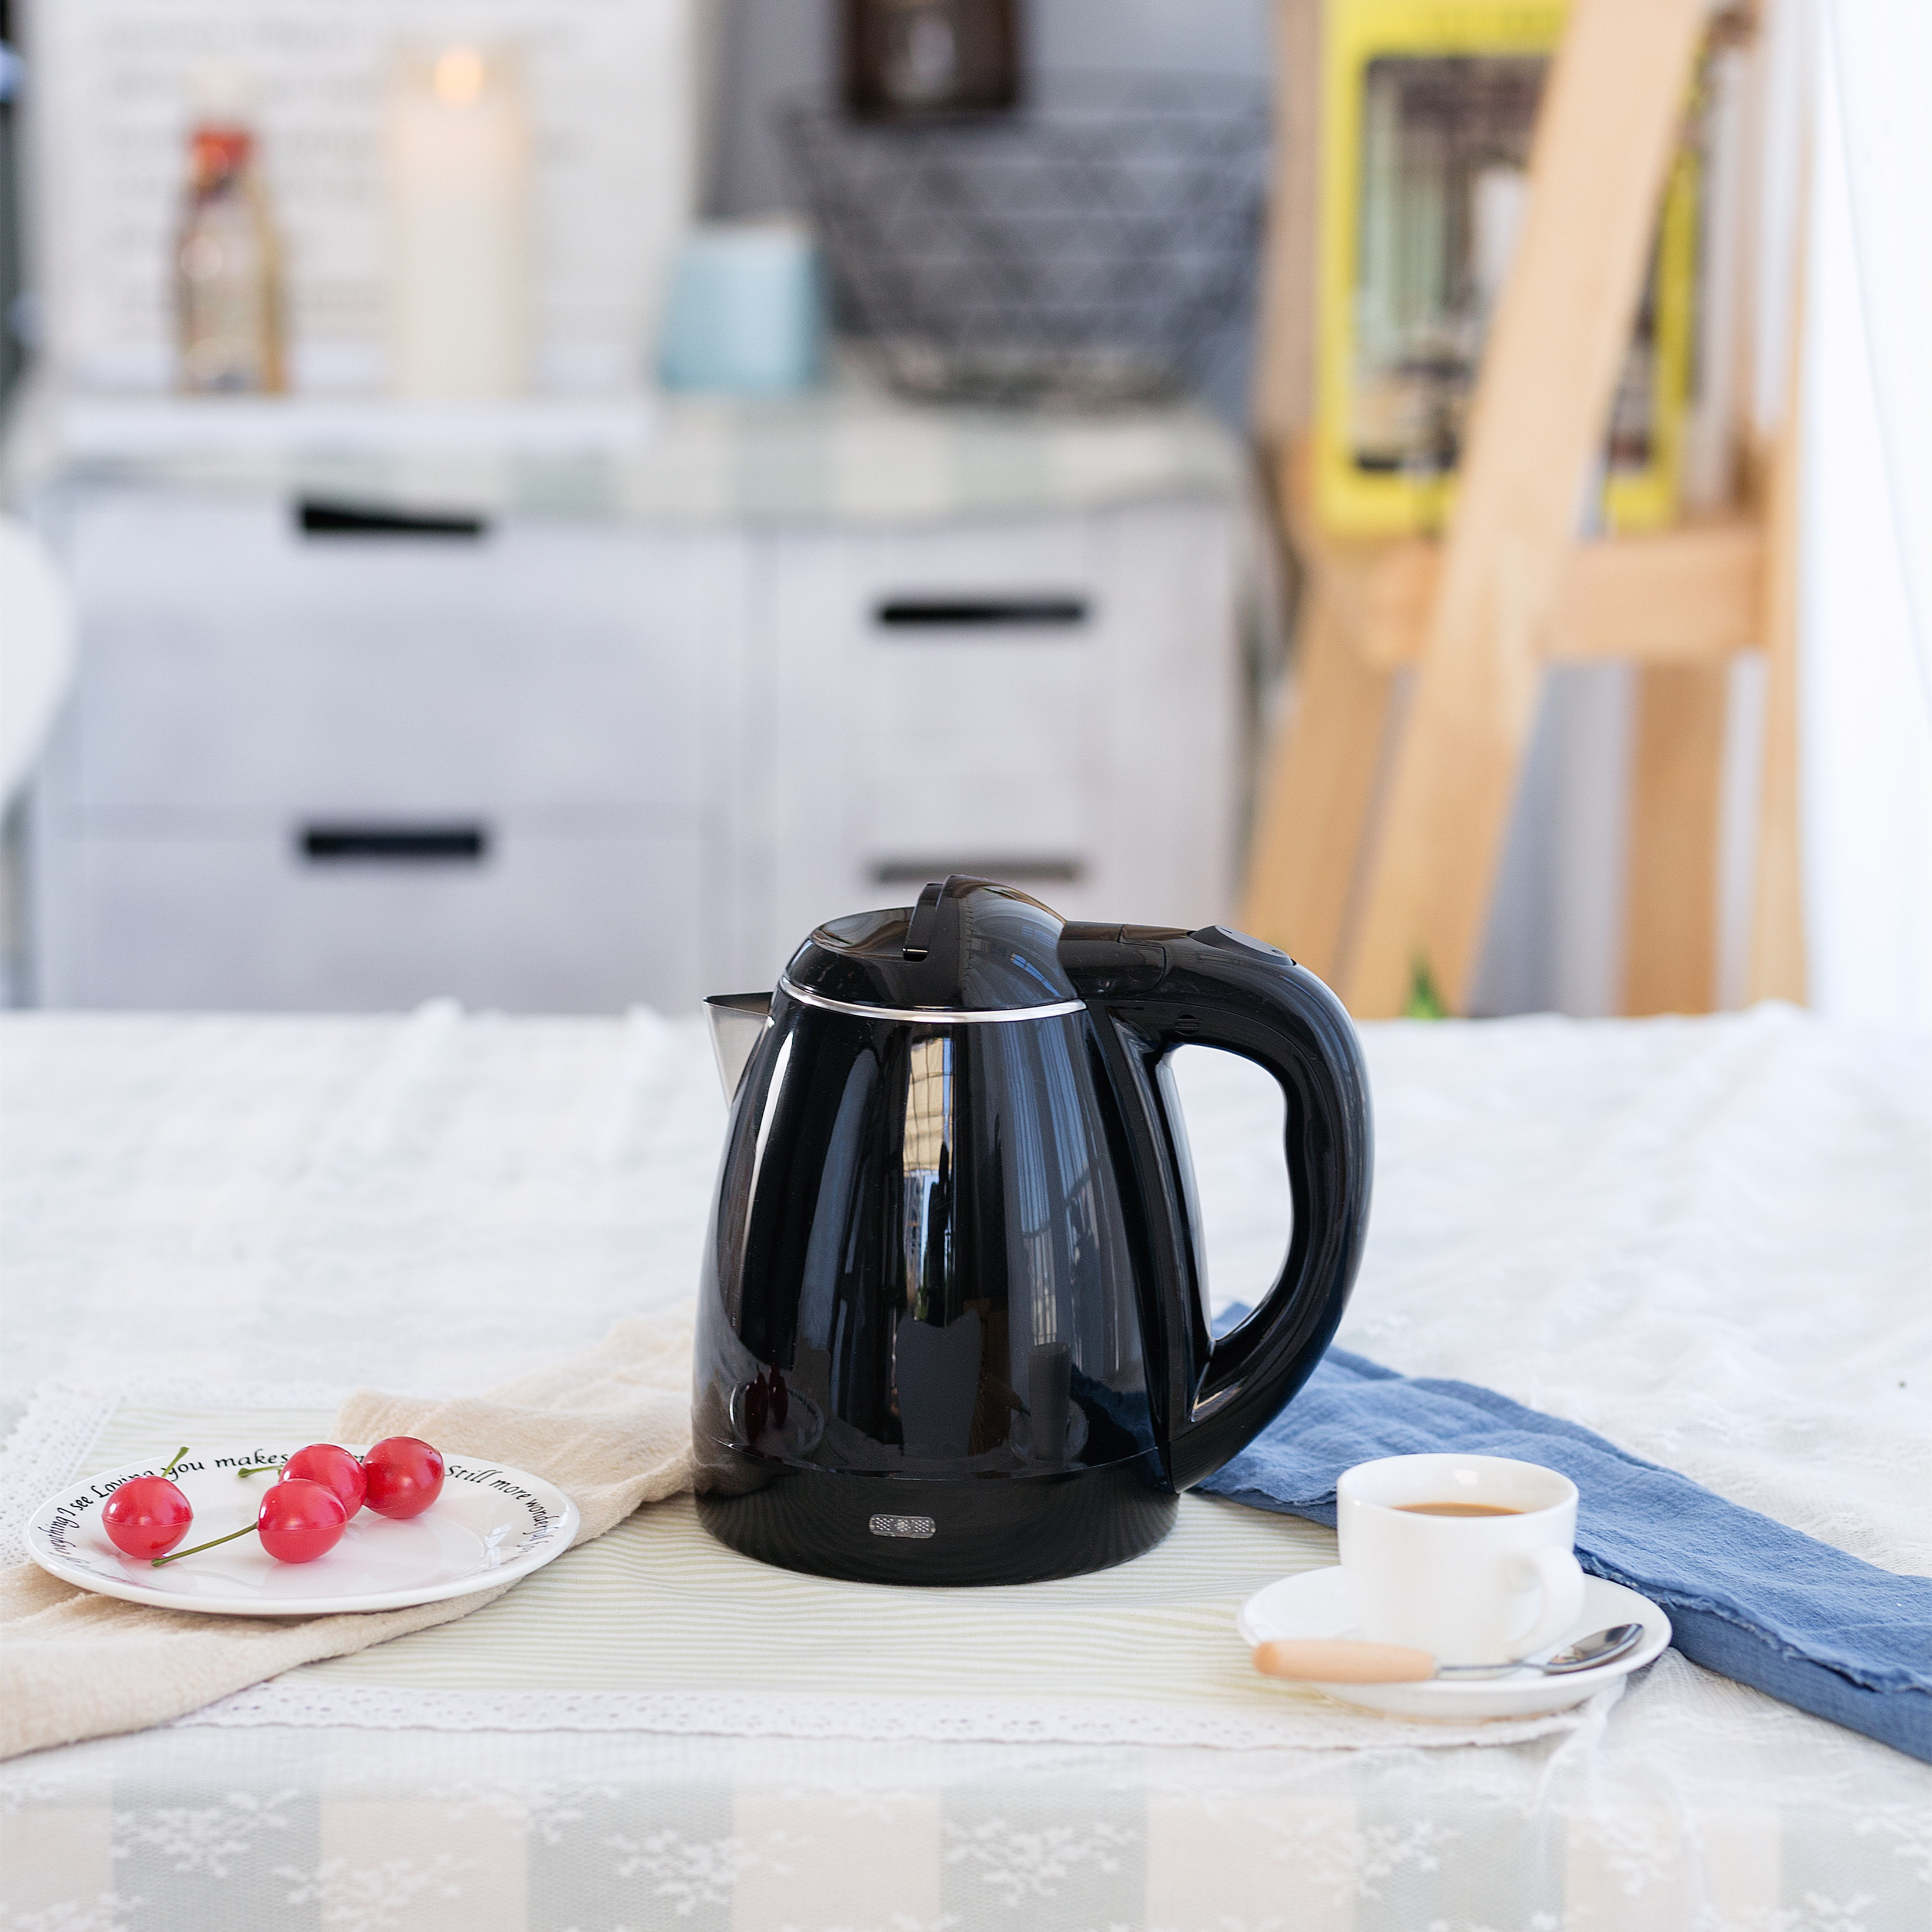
[{"x1": 1241, "y1": 0, "x2": 1801, "y2": 1018}]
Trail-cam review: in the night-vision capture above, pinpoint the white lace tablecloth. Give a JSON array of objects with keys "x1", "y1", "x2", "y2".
[{"x1": 2, "y1": 1003, "x2": 1927, "y2": 1931}]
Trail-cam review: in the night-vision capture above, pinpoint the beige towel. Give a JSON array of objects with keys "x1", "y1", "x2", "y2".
[{"x1": 1, "y1": 1306, "x2": 696, "y2": 1761}]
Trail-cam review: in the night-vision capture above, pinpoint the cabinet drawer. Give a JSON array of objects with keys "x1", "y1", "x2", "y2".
[
  {"x1": 42, "y1": 817, "x2": 708, "y2": 1015},
  {"x1": 61, "y1": 493, "x2": 736, "y2": 815},
  {"x1": 853, "y1": 525, "x2": 1099, "y2": 748},
  {"x1": 862, "y1": 756, "x2": 1086, "y2": 865},
  {"x1": 869, "y1": 635, "x2": 1091, "y2": 747},
  {"x1": 833, "y1": 520, "x2": 1099, "y2": 626}
]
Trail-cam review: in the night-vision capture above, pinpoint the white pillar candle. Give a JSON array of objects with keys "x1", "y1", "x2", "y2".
[{"x1": 385, "y1": 45, "x2": 533, "y2": 400}]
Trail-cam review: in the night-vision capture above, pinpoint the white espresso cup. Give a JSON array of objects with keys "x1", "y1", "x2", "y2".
[{"x1": 1336, "y1": 1453, "x2": 1587, "y2": 1665}]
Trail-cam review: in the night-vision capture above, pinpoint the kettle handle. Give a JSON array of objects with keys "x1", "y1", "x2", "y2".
[{"x1": 1066, "y1": 925, "x2": 1373, "y2": 1492}]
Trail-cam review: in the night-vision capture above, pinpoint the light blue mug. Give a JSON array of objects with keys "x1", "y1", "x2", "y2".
[{"x1": 658, "y1": 223, "x2": 825, "y2": 395}]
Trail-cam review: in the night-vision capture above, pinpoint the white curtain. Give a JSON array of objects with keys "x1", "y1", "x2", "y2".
[
  {"x1": 1474, "y1": 0, "x2": 1932, "y2": 1026},
  {"x1": 1797, "y1": 0, "x2": 1932, "y2": 1029}
]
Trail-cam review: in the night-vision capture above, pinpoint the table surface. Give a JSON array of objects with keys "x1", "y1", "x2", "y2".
[
  {"x1": 4, "y1": 369, "x2": 1250, "y2": 529},
  {"x1": 3, "y1": 1002, "x2": 1927, "y2": 1931}
]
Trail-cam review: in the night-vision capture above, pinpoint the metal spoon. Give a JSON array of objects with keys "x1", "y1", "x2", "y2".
[{"x1": 1253, "y1": 1623, "x2": 1647, "y2": 1684}]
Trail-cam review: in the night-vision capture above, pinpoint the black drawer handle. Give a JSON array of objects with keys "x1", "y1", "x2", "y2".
[
  {"x1": 873, "y1": 857, "x2": 1083, "y2": 887},
  {"x1": 301, "y1": 823, "x2": 490, "y2": 864},
  {"x1": 297, "y1": 498, "x2": 488, "y2": 540},
  {"x1": 875, "y1": 596, "x2": 1088, "y2": 630}
]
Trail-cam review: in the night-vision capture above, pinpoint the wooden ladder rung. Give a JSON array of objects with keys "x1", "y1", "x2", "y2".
[{"x1": 1348, "y1": 519, "x2": 1764, "y2": 670}]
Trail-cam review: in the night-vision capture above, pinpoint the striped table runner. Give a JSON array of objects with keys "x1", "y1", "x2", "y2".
[{"x1": 29, "y1": 1390, "x2": 1609, "y2": 1752}]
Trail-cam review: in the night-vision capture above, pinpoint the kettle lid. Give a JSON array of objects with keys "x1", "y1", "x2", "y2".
[{"x1": 784, "y1": 875, "x2": 1080, "y2": 1015}]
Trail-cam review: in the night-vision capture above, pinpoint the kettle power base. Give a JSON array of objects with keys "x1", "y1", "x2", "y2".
[{"x1": 695, "y1": 1457, "x2": 1177, "y2": 1587}]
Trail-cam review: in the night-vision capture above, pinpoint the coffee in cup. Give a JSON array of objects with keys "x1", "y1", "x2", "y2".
[{"x1": 1337, "y1": 1453, "x2": 1586, "y2": 1666}]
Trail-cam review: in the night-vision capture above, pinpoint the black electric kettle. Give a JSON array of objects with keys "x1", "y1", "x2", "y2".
[{"x1": 694, "y1": 876, "x2": 1371, "y2": 1584}]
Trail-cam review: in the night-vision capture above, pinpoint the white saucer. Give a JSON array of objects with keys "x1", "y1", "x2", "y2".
[
  {"x1": 26, "y1": 1444, "x2": 579, "y2": 1617},
  {"x1": 1237, "y1": 1567, "x2": 1671, "y2": 1721}
]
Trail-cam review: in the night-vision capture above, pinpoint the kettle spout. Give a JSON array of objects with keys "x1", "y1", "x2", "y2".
[{"x1": 705, "y1": 992, "x2": 773, "y2": 1103}]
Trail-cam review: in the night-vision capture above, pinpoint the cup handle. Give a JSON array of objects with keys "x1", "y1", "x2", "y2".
[{"x1": 1509, "y1": 1546, "x2": 1588, "y2": 1657}]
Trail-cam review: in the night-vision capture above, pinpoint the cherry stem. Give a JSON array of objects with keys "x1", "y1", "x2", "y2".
[
  {"x1": 161, "y1": 1446, "x2": 190, "y2": 1478},
  {"x1": 152, "y1": 1523, "x2": 255, "y2": 1567},
  {"x1": 235, "y1": 1465, "x2": 279, "y2": 1478}
]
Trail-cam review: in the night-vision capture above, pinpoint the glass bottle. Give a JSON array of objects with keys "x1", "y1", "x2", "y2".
[{"x1": 175, "y1": 69, "x2": 286, "y2": 393}]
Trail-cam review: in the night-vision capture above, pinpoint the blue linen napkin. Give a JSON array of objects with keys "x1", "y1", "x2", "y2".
[{"x1": 1200, "y1": 1329, "x2": 1932, "y2": 1763}]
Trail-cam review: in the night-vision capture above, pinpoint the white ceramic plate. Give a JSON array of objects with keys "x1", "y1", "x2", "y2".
[
  {"x1": 1237, "y1": 1566, "x2": 1671, "y2": 1720},
  {"x1": 25, "y1": 1444, "x2": 580, "y2": 1617}
]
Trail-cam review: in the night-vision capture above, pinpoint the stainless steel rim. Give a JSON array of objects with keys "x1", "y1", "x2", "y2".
[{"x1": 777, "y1": 977, "x2": 1086, "y2": 1025}]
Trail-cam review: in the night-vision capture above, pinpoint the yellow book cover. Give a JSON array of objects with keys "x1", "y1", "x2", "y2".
[{"x1": 1313, "y1": 0, "x2": 1699, "y2": 538}]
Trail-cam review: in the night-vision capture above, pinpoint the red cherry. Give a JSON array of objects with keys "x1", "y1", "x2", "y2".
[
  {"x1": 102, "y1": 1474, "x2": 193, "y2": 1560},
  {"x1": 362, "y1": 1437, "x2": 445, "y2": 1520},
  {"x1": 255, "y1": 1478, "x2": 348, "y2": 1564},
  {"x1": 282, "y1": 1443, "x2": 367, "y2": 1517}
]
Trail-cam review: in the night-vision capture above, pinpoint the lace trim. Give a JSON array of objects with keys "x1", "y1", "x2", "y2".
[
  {"x1": 0, "y1": 1382, "x2": 118, "y2": 1569},
  {"x1": 173, "y1": 1679, "x2": 1620, "y2": 1752}
]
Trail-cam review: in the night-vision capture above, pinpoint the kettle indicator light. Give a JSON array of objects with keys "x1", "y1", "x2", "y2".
[{"x1": 869, "y1": 1514, "x2": 937, "y2": 1540}]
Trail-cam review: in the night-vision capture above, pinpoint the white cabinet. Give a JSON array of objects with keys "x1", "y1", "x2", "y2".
[
  {"x1": 760, "y1": 501, "x2": 1242, "y2": 958},
  {"x1": 50, "y1": 823, "x2": 708, "y2": 1014},
  {"x1": 60, "y1": 495, "x2": 725, "y2": 816},
  {"x1": 32, "y1": 487, "x2": 750, "y2": 1015},
  {"x1": 30, "y1": 486, "x2": 1243, "y2": 1014}
]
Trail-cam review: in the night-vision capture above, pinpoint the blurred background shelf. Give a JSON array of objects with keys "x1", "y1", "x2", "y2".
[
  {"x1": 42, "y1": 392, "x2": 661, "y2": 458},
  {"x1": 5, "y1": 362, "x2": 1246, "y2": 525}
]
